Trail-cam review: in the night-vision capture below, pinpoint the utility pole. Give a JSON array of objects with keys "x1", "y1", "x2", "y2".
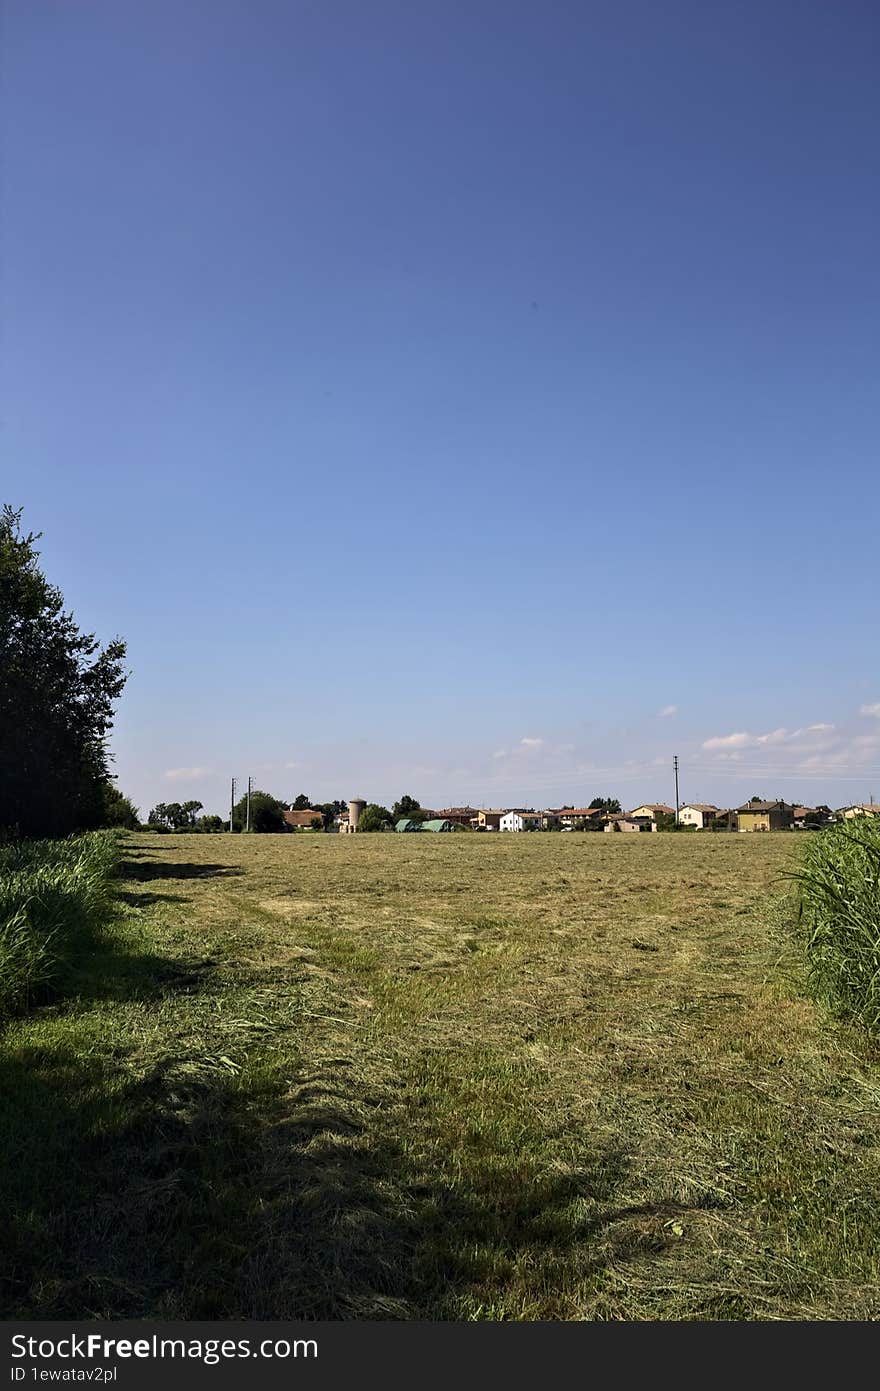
[
  {"x1": 230, "y1": 777, "x2": 236, "y2": 833},
  {"x1": 245, "y1": 775, "x2": 252, "y2": 833},
  {"x1": 673, "y1": 755, "x2": 680, "y2": 826}
]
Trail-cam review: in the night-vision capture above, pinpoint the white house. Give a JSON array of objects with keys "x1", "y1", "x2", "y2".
[
  {"x1": 500, "y1": 811, "x2": 542, "y2": 832},
  {"x1": 678, "y1": 804, "x2": 719, "y2": 830}
]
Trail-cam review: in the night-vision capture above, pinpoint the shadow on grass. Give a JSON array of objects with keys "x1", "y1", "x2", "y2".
[
  {"x1": 0, "y1": 888, "x2": 689, "y2": 1320},
  {"x1": 2, "y1": 948, "x2": 664, "y2": 1323},
  {"x1": 233, "y1": 1099, "x2": 635, "y2": 1320},
  {"x1": 28, "y1": 888, "x2": 218, "y2": 1011},
  {"x1": 0, "y1": 1030, "x2": 638, "y2": 1319},
  {"x1": 0, "y1": 1038, "x2": 251, "y2": 1318},
  {"x1": 117, "y1": 891, "x2": 187, "y2": 909},
  {"x1": 64, "y1": 942, "x2": 218, "y2": 1005},
  {"x1": 119, "y1": 860, "x2": 245, "y2": 883}
]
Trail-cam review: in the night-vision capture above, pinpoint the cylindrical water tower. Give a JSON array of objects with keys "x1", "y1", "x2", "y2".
[{"x1": 348, "y1": 798, "x2": 366, "y2": 832}]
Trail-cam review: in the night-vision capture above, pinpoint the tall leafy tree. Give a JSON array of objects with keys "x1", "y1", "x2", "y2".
[
  {"x1": 102, "y1": 784, "x2": 140, "y2": 829},
  {"x1": 0, "y1": 506, "x2": 128, "y2": 837},
  {"x1": 392, "y1": 794, "x2": 425, "y2": 823},
  {"x1": 231, "y1": 790, "x2": 287, "y2": 833},
  {"x1": 357, "y1": 803, "x2": 392, "y2": 832}
]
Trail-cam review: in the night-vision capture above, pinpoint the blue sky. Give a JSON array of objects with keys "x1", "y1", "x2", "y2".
[{"x1": 3, "y1": 0, "x2": 880, "y2": 816}]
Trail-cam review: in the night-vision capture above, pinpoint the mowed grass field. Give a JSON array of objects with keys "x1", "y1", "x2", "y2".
[{"x1": 3, "y1": 830, "x2": 880, "y2": 1320}]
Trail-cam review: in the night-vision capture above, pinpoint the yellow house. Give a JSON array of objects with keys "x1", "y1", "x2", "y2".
[
  {"x1": 629, "y1": 803, "x2": 674, "y2": 822},
  {"x1": 841, "y1": 804, "x2": 880, "y2": 820},
  {"x1": 735, "y1": 800, "x2": 794, "y2": 832}
]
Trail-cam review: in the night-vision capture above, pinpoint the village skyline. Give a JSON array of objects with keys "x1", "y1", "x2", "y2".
[{"x1": 118, "y1": 702, "x2": 880, "y2": 826}]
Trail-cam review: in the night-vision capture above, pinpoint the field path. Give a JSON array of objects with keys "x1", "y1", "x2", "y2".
[{"x1": 4, "y1": 830, "x2": 880, "y2": 1319}]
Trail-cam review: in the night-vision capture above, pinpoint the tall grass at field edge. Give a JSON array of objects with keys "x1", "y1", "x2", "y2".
[
  {"x1": 791, "y1": 818, "x2": 880, "y2": 1035},
  {"x1": 0, "y1": 831, "x2": 120, "y2": 1018}
]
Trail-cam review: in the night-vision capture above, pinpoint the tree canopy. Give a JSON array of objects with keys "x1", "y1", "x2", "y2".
[
  {"x1": 589, "y1": 797, "x2": 621, "y2": 813},
  {"x1": 148, "y1": 801, "x2": 203, "y2": 831},
  {"x1": 392, "y1": 794, "x2": 426, "y2": 823},
  {"x1": 231, "y1": 790, "x2": 287, "y2": 833},
  {"x1": 102, "y1": 784, "x2": 140, "y2": 829},
  {"x1": 0, "y1": 506, "x2": 129, "y2": 837},
  {"x1": 357, "y1": 803, "x2": 392, "y2": 832}
]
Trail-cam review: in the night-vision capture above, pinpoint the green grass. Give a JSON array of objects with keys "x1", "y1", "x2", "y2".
[
  {"x1": 792, "y1": 818, "x2": 880, "y2": 1035},
  {"x1": 0, "y1": 832, "x2": 119, "y2": 1019},
  {"x1": 2, "y1": 830, "x2": 880, "y2": 1320}
]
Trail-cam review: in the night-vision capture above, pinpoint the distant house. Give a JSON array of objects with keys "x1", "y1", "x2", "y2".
[
  {"x1": 476, "y1": 809, "x2": 504, "y2": 831},
  {"x1": 282, "y1": 807, "x2": 324, "y2": 830},
  {"x1": 603, "y1": 815, "x2": 645, "y2": 833},
  {"x1": 440, "y1": 806, "x2": 478, "y2": 827},
  {"x1": 840, "y1": 804, "x2": 880, "y2": 820},
  {"x1": 500, "y1": 811, "x2": 542, "y2": 832},
  {"x1": 551, "y1": 807, "x2": 604, "y2": 830},
  {"x1": 736, "y1": 800, "x2": 794, "y2": 832},
  {"x1": 629, "y1": 803, "x2": 675, "y2": 824},
  {"x1": 711, "y1": 808, "x2": 737, "y2": 831},
  {"x1": 678, "y1": 803, "x2": 719, "y2": 830},
  {"x1": 793, "y1": 805, "x2": 833, "y2": 829}
]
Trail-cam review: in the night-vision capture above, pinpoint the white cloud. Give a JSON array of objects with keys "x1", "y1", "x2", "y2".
[
  {"x1": 695, "y1": 717, "x2": 880, "y2": 780},
  {"x1": 492, "y1": 748, "x2": 507, "y2": 759},
  {"x1": 702, "y1": 731, "x2": 753, "y2": 751},
  {"x1": 703, "y1": 725, "x2": 834, "y2": 753},
  {"x1": 860, "y1": 703, "x2": 880, "y2": 718},
  {"x1": 657, "y1": 705, "x2": 678, "y2": 718},
  {"x1": 162, "y1": 766, "x2": 212, "y2": 782},
  {"x1": 520, "y1": 736, "x2": 544, "y2": 748}
]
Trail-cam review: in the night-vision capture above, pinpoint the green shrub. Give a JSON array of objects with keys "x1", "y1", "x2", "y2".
[
  {"x1": 0, "y1": 832, "x2": 119, "y2": 1019},
  {"x1": 792, "y1": 818, "x2": 880, "y2": 1034}
]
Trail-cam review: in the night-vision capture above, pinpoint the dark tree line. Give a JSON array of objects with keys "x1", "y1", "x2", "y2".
[{"x1": 0, "y1": 506, "x2": 132, "y2": 838}]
